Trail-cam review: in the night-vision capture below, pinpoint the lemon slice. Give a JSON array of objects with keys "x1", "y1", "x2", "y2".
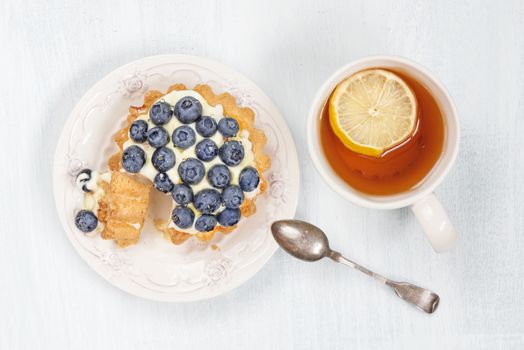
[{"x1": 329, "y1": 69, "x2": 418, "y2": 157}]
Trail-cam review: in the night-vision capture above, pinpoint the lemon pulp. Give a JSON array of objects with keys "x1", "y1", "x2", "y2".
[{"x1": 328, "y1": 69, "x2": 418, "y2": 157}]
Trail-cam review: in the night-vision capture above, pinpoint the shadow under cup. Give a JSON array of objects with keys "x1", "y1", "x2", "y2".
[{"x1": 307, "y1": 56, "x2": 460, "y2": 210}]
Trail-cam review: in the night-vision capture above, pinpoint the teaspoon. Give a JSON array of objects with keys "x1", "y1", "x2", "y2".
[{"x1": 271, "y1": 220, "x2": 440, "y2": 314}]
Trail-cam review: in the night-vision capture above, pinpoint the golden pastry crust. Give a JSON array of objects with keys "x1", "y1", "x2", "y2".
[
  {"x1": 109, "y1": 84, "x2": 270, "y2": 245},
  {"x1": 98, "y1": 172, "x2": 152, "y2": 247}
]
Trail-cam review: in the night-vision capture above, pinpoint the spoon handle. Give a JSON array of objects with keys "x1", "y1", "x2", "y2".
[
  {"x1": 329, "y1": 251, "x2": 440, "y2": 314},
  {"x1": 329, "y1": 251, "x2": 388, "y2": 283}
]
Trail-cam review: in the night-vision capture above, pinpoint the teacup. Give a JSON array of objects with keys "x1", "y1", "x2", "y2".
[{"x1": 307, "y1": 55, "x2": 459, "y2": 252}]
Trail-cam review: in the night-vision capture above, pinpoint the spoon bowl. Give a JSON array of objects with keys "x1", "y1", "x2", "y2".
[{"x1": 271, "y1": 220, "x2": 330, "y2": 261}]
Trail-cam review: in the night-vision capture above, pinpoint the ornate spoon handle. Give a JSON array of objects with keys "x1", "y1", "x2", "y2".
[{"x1": 329, "y1": 251, "x2": 440, "y2": 314}]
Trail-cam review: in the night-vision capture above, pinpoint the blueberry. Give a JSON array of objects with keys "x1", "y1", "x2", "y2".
[
  {"x1": 207, "y1": 164, "x2": 231, "y2": 189},
  {"x1": 172, "y1": 184, "x2": 193, "y2": 205},
  {"x1": 217, "y1": 208, "x2": 241, "y2": 227},
  {"x1": 218, "y1": 117, "x2": 239, "y2": 137},
  {"x1": 172, "y1": 126, "x2": 196, "y2": 149},
  {"x1": 193, "y1": 189, "x2": 221, "y2": 214},
  {"x1": 178, "y1": 158, "x2": 205, "y2": 184},
  {"x1": 174, "y1": 96, "x2": 202, "y2": 124},
  {"x1": 221, "y1": 185, "x2": 244, "y2": 209},
  {"x1": 239, "y1": 166, "x2": 260, "y2": 192},
  {"x1": 154, "y1": 172, "x2": 174, "y2": 193},
  {"x1": 76, "y1": 168, "x2": 92, "y2": 192},
  {"x1": 149, "y1": 101, "x2": 173, "y2": 125},
  {"x1": 218, "y1": 140, "x2": 244, "y2": 166},
  {"x1": 147, "y1": 126, "x2": 169, "y2": 148},
  {"x1": 195, "y1": 139, "x2": 218, "y2": 161},
  {"x1": 129, "y1": 120, "x2": 148, "y2": 142},
  {"x1": 75, "y1": 210, "x2": 98, "y2": 232},
  {"x1": 195, "y1": 116, "x2": 217, "y2": 137},
  {"x1": 122, "y1": 145, "x2": 146, "y2": 173},
  {"x1": 195, "y1": 214, "x2": 218, "y2": 232},
  {"x1": 172, "y1": 206, "x2": 195, "y2": 229},
  {"x1": 151, "y1": 146, "x2": 176, "y2": 172}
]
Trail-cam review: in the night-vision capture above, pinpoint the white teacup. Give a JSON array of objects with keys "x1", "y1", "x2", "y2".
[{"x1": 307, "y1": 56, "x2": 459, "y2": 253}]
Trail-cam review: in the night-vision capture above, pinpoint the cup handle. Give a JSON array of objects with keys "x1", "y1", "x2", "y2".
[{"x1": 410, "y1": 193, "x2": 457, "y2": 253}]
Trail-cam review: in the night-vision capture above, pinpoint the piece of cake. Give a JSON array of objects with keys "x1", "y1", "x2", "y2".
[
  {"x1": 74, "y1": 83, "x2": 269, "y2": 247},
  {"x1": 74, "y1": 170, "x2": 152, "y2": 247}
]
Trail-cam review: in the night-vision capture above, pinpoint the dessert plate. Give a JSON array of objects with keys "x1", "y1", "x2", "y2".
[{"x1": 53, "y1": 55, "x2": 299, "y2": 302}]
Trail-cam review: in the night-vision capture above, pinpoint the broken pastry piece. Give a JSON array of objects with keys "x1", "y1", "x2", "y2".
[
  {"x1": 74, "y1": 169, "x2": 151, "y2": 247},
  {"x1": 100, "y1": 172, "x2": 151, "y2": 247}
]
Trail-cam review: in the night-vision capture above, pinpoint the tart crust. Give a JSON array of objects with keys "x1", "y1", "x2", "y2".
[{"x1": 108, "y1": 84, "x2": 270, "y2": 245}]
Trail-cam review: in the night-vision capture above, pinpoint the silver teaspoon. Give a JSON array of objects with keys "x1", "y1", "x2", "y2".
[{"x1": 271, "y1": 220, "x2": 440, "y2": 314}]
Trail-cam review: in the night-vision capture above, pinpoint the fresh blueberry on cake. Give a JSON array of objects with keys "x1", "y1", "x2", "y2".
[
  {"x1": 172, "y1": 206, "x2": 195, "y2": 229},
  {"x1": 149, "y1": 101, "x2": 173, "y2": 125},
  {"x1": 154, "y1": 172, "x2": 175, "y2": 193},
  {"x1": 207, "y1": 164, "x2": 231, "y2": 189},
  {"x1": 129, "y1": 120, "x2": 148, "y2": 143},
  {"x1": 195, "y1": 116, "x2": 218, "y2": 137},
  {"x1": 219, "y1": 140, "x2": 244, "y2": 166},
  {"x1": 193, "y1": 189, "x2": 221, "y2": 214},
  {"x1": 195, "y1": 214, "x2": 218, "y2": 232},
  {"x1": 221, "y1": 185, "x2": 244, "y2": 209},
  {"x1": 172, "y1": 184, "x2": 193, "y2": 205},
  {"x1": 218, "y1": 117, "x2": 239, "y2": 137},
  {"x1": 122, "y1": 145, "x2": 145, "y2": 173},
  {"x1": 178, "y1": 158, "x2": 205, "y2": 185},
  {"x1": 151, "y1": 146, "x2": 176, "y2": 172},
  {"x1": 172, "y1": 125, "x2": 196, "y2": 149},
  {"x1": 175, "y1": 96, "x2": 202, "y2": 124},
  {"x1": 147, "y1": 126, "x2": 170, "y2": 148},
  {"x1": 239, "y1": 166, "x2": 260, "y2": 192},
  {"x1": 195, "y1": 139, "x2": 218, "y2": 161},
  {"x1": 217, "y1": 208, "x2": 241, "y2": 227},
  {"x1": 75, "y1": 84, "x2": 270, "y2": 247}
]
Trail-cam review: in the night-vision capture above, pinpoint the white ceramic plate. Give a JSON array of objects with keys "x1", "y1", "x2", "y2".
[{"x1": 53, "y1": 55, "x2": 299, "y2": 302}]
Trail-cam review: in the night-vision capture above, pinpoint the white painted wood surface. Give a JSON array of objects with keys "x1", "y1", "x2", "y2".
[{"x1": 1, "y1": 0, "x2": 523, "y2": 348}]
